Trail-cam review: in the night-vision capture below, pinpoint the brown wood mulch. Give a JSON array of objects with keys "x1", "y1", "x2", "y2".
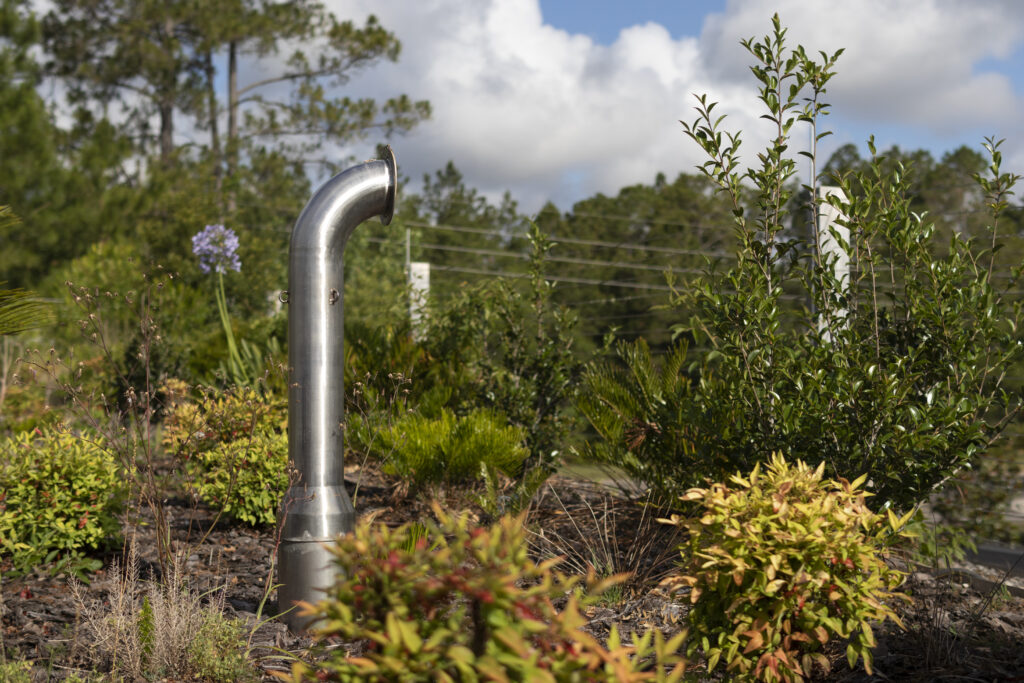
[{"x1": 2, "y1": 469, "x2": 1024, "y2": 681}]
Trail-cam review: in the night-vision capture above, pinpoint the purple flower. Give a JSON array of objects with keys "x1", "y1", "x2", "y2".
[{"x1": 191, "y1": 224, "x2": 241, "y2": 274}]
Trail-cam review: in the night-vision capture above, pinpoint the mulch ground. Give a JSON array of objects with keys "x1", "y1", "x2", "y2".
[{"x1": 3, "y1": 467, "x2": 1024, "y2": 681}]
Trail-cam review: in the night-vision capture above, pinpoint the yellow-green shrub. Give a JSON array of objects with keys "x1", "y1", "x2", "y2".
[
  {"x1": 190, "y1": 430, "x2": 288, "y2": 526},
  {"x1": 663, "y1": 454, "x2": 910, "y2": 682},
  {"x1": 162, "y1": 384, "x2": 286, "y2": 458},
  {"x1": 0, "y1": 429, "x2": 123, "y2": 570},
  {"x1": 285, "y1": 506, "x2": 687, "y2": 682},
  {"x1": 163, "y1": 385, "x2": 287, "y2": 526}
]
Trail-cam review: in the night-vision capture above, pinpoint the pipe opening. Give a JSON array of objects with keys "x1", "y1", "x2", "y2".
[{"x1": 381, "y1": 145, "x2": 397, "y2": 226}]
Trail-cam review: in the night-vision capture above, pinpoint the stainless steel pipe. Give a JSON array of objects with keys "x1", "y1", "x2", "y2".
[{"x1": 278, "y1": 147, "x2": 397, "y2": 632}]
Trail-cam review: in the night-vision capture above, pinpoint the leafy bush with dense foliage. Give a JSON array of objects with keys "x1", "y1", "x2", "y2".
[
  {"x1": 162, "y1": 385, "x2": 288, "y2": 525},
  {"x1": 581, "y1": 15, "x2": 1023, "y2": 511},
  {"x1": 352, "y1": 407, "x2": 528, "y2": 490},
  {"x1": 189, "y1": 430, "x2": 288, "y2": 526},
  {"x1": 343, "y1": 223, "x2": 586, "y2": 506},
  {"x1": 422, "y1": 223, "x2": 586, "y2": 475},
  {"x1": 0, "y1": 428, "x2": 123, "y2": 570},
  {"x1": 286, "y1": 506, "x2": 688, "y2": 682},
  {"x1": 662, "y1": 454, "x2": 909, "y2": 682}
]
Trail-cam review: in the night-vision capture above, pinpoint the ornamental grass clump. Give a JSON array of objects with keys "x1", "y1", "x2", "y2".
[
  {"x1": 662, "y1": 454, "x2": 910, "y2": 682},
  {"x1": 285, "y1": 505, "x2": 688, "y2": 682},
  {"x1": 72, "y1": 542, "x2": 258, "y2": 682}
]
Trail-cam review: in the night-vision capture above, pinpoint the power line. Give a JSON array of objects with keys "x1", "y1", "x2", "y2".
[
  {"x1": 403, "y1": 221, "x2": 735, "y2": 259},
  {"x1": 422, "y1": 242, "x2": 708, "y2": 275},
  {"x1": 562, "y1": 293, "x2": 668, "y2": 307},
  {"x1": 428, "y1": 264, "x2": 676, "y2": 292},
  {"x1": 428, "y1": 263, "x2": 809, "y2": 302},
  {"x1": 567, "y1": 210, "x2": 731, "y2": 234},
  {"x1": 365, "y1": 237, "x2": 711, "y2": 277}
]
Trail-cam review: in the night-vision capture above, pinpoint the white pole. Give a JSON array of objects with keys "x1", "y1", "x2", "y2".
[
  {"x1": 817, "y1": 185, "x2": 849, "y2": 341},
  {"x1": 408, "y1": 261, "x2": 430, "y2": 340},
  {"x1": 405, "y1": 226, "x2": 411, "y2": 277}
]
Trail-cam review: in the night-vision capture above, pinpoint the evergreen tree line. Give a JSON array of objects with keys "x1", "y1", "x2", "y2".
[{"x1": 2, "y1": 0, "x2": 1022, "y2": 378}]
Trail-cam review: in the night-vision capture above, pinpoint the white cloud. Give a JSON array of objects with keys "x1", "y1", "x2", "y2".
[
  {"x1": 325, "y1": 0, "x2": 751, "y2": 212},
  {"x1": 702, "y1": 0, "x2": 1024, "y2": 131},
  {"x1": 281, "y1": 0, "x2": 1024, "y2": 211}
]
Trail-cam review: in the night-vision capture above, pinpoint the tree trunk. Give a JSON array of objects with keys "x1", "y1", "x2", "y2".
[
  {"x1": 228, "y1": 39, "x2": 238, "y2": 177},
  {"x1": 160, "y1": 100, "x2": 174, "y2": 165},
  {"x1": 204, "y1": 49, "x2": 222, "y2": 200},
  {"x1": 227, "y1": 39, "x2": 238, "y2": 213},
  {"x1": 158, "y1": 14, "x2": 177, "y2": 166},
  {"x1": 205, "y1": 50, "x2": 220, "y2": 160}
]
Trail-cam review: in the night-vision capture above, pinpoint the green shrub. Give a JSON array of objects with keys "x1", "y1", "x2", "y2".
[
  {"x1": 422, "y1": 223, "x2": 586, "y2": 474},
  {"x1": 187, "y1": 610, "x2": 259, "y2": 682},
  {"x1": 44, "y1": 240, "x2": 209, "y2": 392},
  {"x1": 162, "y1": 384, "x2": 286, "y2": 455},
  {"x1": 355, "y1": 407, "x2": 529, "y2": 489},
  {"x1": 0, "y1": 428, "x2": 123, "y2": 570},
  {"x1": 663, "y1": 454, "x2": 909, "y2": 682},
  {"x1": 163, "y1": 385, "x2": 288, "y2": 525},
  {"x1": 581, "y1": 15, "x2": 1023, "y2": 512},
  {"x1": 286, "y1": 506, "x2": 688, "y2": 682},
  {"x1": 0, "y1": 659, "x2": 32, "y2": 683},
  {"x1": 191, "y1": 430, "x2": 288, "y2": 525}
]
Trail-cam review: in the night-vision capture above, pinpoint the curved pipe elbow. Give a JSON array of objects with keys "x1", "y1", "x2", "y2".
[
  {"x1": 289, "y1": 147, "x2": 396, "y2": 261},
  {"x1": 286, "y1": 145, "x2": 396, "y2": 509}
]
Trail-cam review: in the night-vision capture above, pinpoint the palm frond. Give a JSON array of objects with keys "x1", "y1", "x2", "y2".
[
  {"x1": 0, "y1": 205, "x2": 17, "y2": 233},
  {"x1": 0, "y1": 206, "x2": 52, "y2": 335},
  {"x1": 0, "y1": 284, "x2": 52, "y2": 335},
  {"x1": 578, "y1": 339, "x2": 696, "y2": 502}
]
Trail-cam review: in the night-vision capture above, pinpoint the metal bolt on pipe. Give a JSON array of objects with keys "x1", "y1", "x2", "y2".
[{"x1": 278, "y1": 146, "x2": 397, "y2": 633}]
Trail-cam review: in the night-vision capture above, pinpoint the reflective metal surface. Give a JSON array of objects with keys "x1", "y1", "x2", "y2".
[{"x1": 278, "y1": 147, "x2": 397, "y2": 632}]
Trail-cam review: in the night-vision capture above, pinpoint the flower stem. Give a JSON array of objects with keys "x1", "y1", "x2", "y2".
[{"x1": 216, "y1": 271, "x2": 248, "y2": 385}]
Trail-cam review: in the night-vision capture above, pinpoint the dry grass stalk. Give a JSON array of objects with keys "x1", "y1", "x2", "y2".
[
  {"x1": 71, "y1": 541, "x2": 140, "y2": 677},
  {"x1": 71, "y1": 536, "x2": 231, "y2": 680}
]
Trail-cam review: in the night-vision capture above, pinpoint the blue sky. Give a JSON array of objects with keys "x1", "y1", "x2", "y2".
[
  {"x1": 977, "y1": 41, "x2": 1024, "y2": 95},
  {"x1": 541, "y1": 1, "x2": 727, "y2": 45},
  {"x1": 320, "y1": 1, "x2": 1024, "y2": 211}
]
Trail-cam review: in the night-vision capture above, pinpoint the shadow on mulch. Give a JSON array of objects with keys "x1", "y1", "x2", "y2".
[{"x1": 2, "y1": 467, "x2": 1024, "y2": 680}]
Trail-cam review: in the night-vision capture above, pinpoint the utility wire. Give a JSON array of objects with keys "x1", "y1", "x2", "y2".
[
  {"x1": 567, "y1": 210, "x2": 732, "y2": 233},
  {"x1": 563, "y1": 293, "x2": 668, "y2": 307},
  {"x1": 364, "y1": 237, "x2": 711, "y2": 277},
  {"x1": 415, "y1": 241, "x2": 707, "y2": 276},
  {"x1": 428, "y1": 264, "x2": 675, "y2": 292},
  {"x1": 429, "y1": 263, "x2": 808, "y2": 301},
  {"x1": 377, "y1": 234, "x2": 1024, "y2": 297},
  {"x1": 402, "y1": 221, "x2": 735, "y2": 259}
]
